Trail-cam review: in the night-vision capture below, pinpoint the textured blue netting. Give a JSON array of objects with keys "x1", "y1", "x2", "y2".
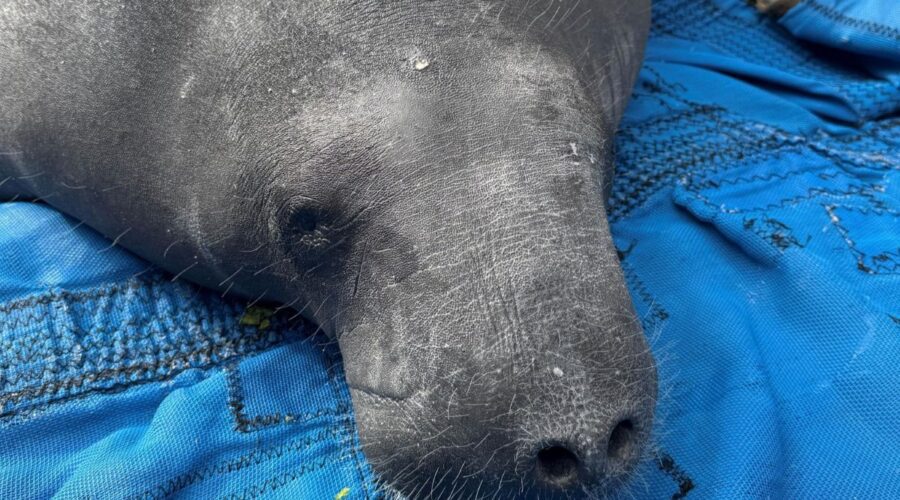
[
  {"x1": 0, "y1": 203, "x2": 377, "y2": 499},
  {"x1": 1, "y1": 0, "x2": 898, "y2": 498},
  {"x1": 610, "y1": 1, "x2": 899, "y2": 497}
]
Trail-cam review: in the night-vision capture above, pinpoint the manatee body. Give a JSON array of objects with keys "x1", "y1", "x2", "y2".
[{"x1": 0, "y1": 1, "x2": 656, "y2": 497}]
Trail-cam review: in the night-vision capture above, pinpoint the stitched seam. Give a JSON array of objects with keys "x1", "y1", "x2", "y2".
[
  {"x1": 0, "y1": 318, "x2": 285, "y2": 387},
  {"x1": 0, "y1": 275, "x2": 309, "y2": 415},
  {"x1": 803, "y1": 0, "x2": 900, "y2": 39},
  {"x1": 0, "y1": 327, "x2": 288, "y2": 416},
  {"x1": 824, "y1": 204, "x2": 900, "y2": 275},
  {"x1": 741, "y1": 216, "x2": 811, "y2": 252},
  {"x1": 691, "y1": 170, "x2": 840, "y2": 190},
  {"x1": 320, "y1": 341, "x2": 374, "y2": 500},
  {"x1": 621, "y1": 262, "x2": 670, "y2": 325},
  {"x1": 0, "y1": 277, "x2": 160, "y2": 314},
  {"x1": 684, "y1": 182, "x2": 880, "y2": 215},
  {"x1": 130, "y1": 428, "x2": 344, "y2": 500},
  {"x1": 224, "y1": 361, "x2": 348, "y2": 434},
  {"x1": 612, "y1": 67, "x2": 896, "y2": 222},
  {"x1": 611, "y1": 134, "x2": 808, "y2": 221},
  {"x1": 221, "y1": 458, "x2": 334, "y2": 500},
  {"x1": 648, "y1": 0, "x2": 899, "y2": 116}
]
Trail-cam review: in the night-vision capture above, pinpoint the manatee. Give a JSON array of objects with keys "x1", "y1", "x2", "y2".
[{"x1": 0, "y1": 1, "x2": 656, "y2": 497}]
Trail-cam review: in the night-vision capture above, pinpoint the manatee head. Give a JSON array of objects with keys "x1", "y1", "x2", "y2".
[
  {"x1": 1, "y1": 1, "x2": 653, "y2": 495},
  {"x1": 230, "y1": 2, "x2": 657, "y2": 497},
  {"x1": 157, "y1": 0, "x2": 657, "y2": 497}
]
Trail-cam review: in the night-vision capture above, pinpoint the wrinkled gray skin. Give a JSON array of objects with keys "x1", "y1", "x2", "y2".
[{"x1": 0, "y1": 1, "x2": 656, "y2": 497}]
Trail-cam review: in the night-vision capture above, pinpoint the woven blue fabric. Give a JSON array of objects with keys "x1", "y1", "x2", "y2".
[
  {"x1": 1, "y1": 0, "x2": 898, "y2": 498},
  {"x1": 0, "y1": 206, "x2": 378, "y2": 499},
  {"x1": 780, "y1": 0, "x2": 900, "y2": 62}
]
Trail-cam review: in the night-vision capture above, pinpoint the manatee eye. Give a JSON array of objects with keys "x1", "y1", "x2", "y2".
[
  {"x1": 290, "y1": 208, "x2": 318, "y2": 233},
  {"x1": 276, "y1": 205, "x2": 330, "y2": 258},
  {"x1": 276, "y1": 200, "x2": 348, "y2": 272},
  {"x1": 273, "y1": 195, "x2": 348, "y2": 258}
]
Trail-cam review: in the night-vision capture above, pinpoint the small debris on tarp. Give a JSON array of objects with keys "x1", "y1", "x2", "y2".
[{"x1": 239, "y1": 306, "x2": 275, "y2": 330}]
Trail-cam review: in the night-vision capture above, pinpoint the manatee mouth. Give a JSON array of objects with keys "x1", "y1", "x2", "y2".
[{"x1": 347, "y1": 382, "x2": 418, "y2": 403}]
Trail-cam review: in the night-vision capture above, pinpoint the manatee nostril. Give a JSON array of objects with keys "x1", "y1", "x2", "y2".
[
  {"x1": 535, "y1": 445, "x2": 580, "y2": 488},
  {"x1": 607, "y1": 419, "x2": 636, "y2": 464}
]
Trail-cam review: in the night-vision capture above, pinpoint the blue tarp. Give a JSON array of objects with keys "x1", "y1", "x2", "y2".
[{"x1": 2, "y1": 0, "x2": 898, "y2": 498}]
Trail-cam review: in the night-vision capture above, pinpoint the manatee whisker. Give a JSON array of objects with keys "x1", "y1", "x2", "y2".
[
  {"x1": 272, "y1": 294, "x2": 301, "y2": 313},
  {"x1": 251, "y1": 256, "x2": 290, "y2": 276},
  {"x1": 243, "y1": 289, "x2": 268, "y2": 309},
  {"x1": 217, "y1": 265, "x2": 245, "y2": 286},
  {"x1": 238, "y1": 242, "x2": 265, "y2": 253}
]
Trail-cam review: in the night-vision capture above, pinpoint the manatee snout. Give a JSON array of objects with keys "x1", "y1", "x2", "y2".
[
  {"x1": 350, "y1": 362, "x2": 656, "y2": 498},
  {"x1": 338, "y1": 249, "x2": 658, "y2": 498}
]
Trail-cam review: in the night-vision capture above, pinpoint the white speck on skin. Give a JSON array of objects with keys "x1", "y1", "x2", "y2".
[
  {"x1": 552, "y1": 367, "x2": 564, "y2": 377},
  {"x1": 179, "y1": 75, "x2": 195, "y2": 99},
  {"x1": 413, "y1": 56, "x2": 430, "y2": 71}
]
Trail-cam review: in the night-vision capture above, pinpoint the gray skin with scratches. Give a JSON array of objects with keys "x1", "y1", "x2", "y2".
[{"x1": 0, "y1": 1, "x2": 656, "y2": 497}]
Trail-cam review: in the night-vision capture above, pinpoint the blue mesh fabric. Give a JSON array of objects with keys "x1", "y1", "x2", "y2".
[
  {"x1": 611, "y1": 1, "x2": 900, "y2": 497},
  {"x1": 780, "y1": 0, "x2": 900, "y2": 62},
  {"x1": 650, "y1": 0, "x2": 899, "y2": 123},
  {"x1": 1, "y1": 0, "x2": 898, "y2": 498},
  {"x1": 0, "y1": 204, "x2": 379, "y2": 498}
]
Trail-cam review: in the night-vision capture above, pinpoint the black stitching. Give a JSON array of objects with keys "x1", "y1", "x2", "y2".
[
  {"x1": 1, "y1": 317, "x2": 290, "y2": 387},
  {"x1": 824, "y1": 204, "x2": 900, "y2": 275},
  {"x1": 656, "y1": 452, "x2": 695, "y2": 500},
  {"x1": 130, "y1": 428, "x2": 344, "y2": 500},
  {"x1": 0, "y1": 278, "x2": 152, "y2": 314},
  {"x1": 692, "y1": 170, "x2": 839, "y2": 191},
  {"x1": 221, "y1": 458, "x2": 333, "y2": 500},
  {"x1": 224, "y1": 358, "x2": 349, "y2": 434},
  {"x1": 742, "y1": 216, "x2": 811, "y2": 251},
  {"x1": 647, "y1": 0, "x2": 899, "y2": 123},
  {"x1": 803, "y1": 0, "x2": 900, "y2": 39},
  {"x1": 1, "y1": 326, "x2": 292, "y2": 417},
  {"x1": 0, "y1": 275, "x2": 309, "y2": 416},
  {"x1": 318, "y1": 338, "x2": 374, "y2": 500},
  {"x1": 621, "y1": 262, "x2": 670, "y2": 337},
  {"x1": 684, "y1": 182, "x2": 881, "y2": 216}
]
